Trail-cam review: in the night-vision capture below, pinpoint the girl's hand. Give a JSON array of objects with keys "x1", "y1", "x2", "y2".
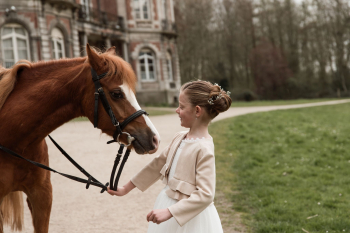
[
  {"x1": 107, "y1": 180, "x2": 136, "y2": 196},
  {"x1": 147, "y1": 208, "x2": 173, "y2": 224},
  {"x1": 107, "y1": 187, "x2": 127, "y2": 196}
]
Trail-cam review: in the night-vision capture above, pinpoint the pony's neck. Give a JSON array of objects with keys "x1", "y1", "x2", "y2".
[{"x1": 0, "y1": 58, "x2": 92, "y2": 147}]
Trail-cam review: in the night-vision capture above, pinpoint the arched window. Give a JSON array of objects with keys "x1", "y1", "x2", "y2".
[
  {"x1": 139, "y1": 49, "x2": 156, "y2": 81},
  {"x1": 166, "y1": 52, "x2": 173, "y2": 81},
  {"x1": 133, "y1": 0, "x2": 150, "y2": 20},
  {"x1": 51, "y1": 28, "x2": 65, "y2": 59},
  {"x1": 1, "y1": 24, "x2": 30, "y2": 68}
]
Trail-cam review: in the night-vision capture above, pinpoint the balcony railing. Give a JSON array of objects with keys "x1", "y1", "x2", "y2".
[
  {"x1": 78, "y1": 5, "x2": 124, "y2": 30},
  {"x1": 161, "y1": 19, "x2": 177, "y2": 34},
  {"x1": 47, "y1": 0, "x2": 79, "y2": 9}
]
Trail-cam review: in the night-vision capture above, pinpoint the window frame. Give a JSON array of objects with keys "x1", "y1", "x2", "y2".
[
  {"x1": 133, "y1": 0, "x2": 151, "y2": 20},
  {"x1": 166, "y1": 52, "x2": 173, "y2": 81},
  {"x1": 51, "y1": 28, "x2": 65, "y2": 60},
  {"x1": 162, "y1": 0, "x2": 167, "y2": 19},
  {"x1": 1, "y1": 23, "x2": 30, "y2": 68},
  {"x1": 81, "y1": 0, "x2": 90, "y2": 20},
  {"x1": 139, "y1": 49, "x2": 156, "y2": 82}
]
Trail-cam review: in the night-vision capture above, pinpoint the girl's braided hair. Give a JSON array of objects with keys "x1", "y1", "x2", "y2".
[{"x1": 180, "y1": 80, "x2": 232, "y2": 119}]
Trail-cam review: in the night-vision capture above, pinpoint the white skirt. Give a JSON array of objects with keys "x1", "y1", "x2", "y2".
[{"x1": 147, "y1": 186, "x2": 224, "y2": 233}]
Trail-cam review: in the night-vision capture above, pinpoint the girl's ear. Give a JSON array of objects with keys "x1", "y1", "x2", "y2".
[{"x1": 195, "y1": 105, "x2": 202, "y2": 117}]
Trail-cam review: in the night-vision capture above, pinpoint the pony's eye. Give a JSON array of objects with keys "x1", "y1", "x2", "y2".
[{"x1": 110, "y1": 92, "x2": 123, "y2": 99}]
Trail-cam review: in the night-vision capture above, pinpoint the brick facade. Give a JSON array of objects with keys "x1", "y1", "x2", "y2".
[
  {"x1": 0, "y1": 0, "x2": 180, "y2": 105},
  {"x1": 126, "y1": 0, "x2": 133, "y2": 20}
]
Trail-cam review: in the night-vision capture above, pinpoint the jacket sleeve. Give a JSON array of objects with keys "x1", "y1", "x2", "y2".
[
  {"x1": 130, "y1": 133, "x2": 174, "y2": 191},
  {"x1": 167, "y1": 151, "x2": 216, "y2": 226}
]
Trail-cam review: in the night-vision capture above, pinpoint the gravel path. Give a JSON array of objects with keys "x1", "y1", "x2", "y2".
[{"x1": 7, "y1": 99, "x2": 350, "y2": 233}]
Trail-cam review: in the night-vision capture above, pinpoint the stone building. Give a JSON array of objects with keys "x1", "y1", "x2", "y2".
[{"x1": 0, "y1": 0, "x2": 180, "y2": 105}]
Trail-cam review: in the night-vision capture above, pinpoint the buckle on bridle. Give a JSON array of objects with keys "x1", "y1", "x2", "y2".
[{"x1": 116, "y1": 132, "x2": 135, "y2": 147}]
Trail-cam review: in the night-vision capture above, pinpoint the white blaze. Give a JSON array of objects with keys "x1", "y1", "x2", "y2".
[{"x1": 120, "y1": 84, "x2": 160, "y2": 142}]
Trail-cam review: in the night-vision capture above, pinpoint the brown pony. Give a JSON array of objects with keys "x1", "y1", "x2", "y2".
[{"x1": 0, "y1": 44, "x2": 160, "y2": 233}]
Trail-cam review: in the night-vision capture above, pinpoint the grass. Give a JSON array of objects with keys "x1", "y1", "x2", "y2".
[
  {"x1": 71, "y1": 117, "x2": 89, "y2": 122},
  {"x1": 231, "y1": 98, "x2": 348, "y2": 107},
  {"x1": 211, "y1": 103, "x2": 350, "y2": 233}
]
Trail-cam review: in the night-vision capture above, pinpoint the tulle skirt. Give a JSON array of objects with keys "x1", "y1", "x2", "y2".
[{"x1": 147, "y1": 186, "x2": 224, "y2": 233}]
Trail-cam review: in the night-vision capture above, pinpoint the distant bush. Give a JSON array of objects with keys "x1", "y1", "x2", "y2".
[{"x1": 236, "y1": 90, "x2": 258, "y2": 101}]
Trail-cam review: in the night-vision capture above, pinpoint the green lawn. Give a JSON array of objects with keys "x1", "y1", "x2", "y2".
[
  {"x1": 211, "y1": 103, "x2": 350, "y2": 233},
  {"x1": 231, "y1": 98, "x2": 348, "y2": 107}
]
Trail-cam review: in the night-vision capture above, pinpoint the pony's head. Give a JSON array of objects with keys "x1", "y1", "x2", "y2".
[{"x1": 83, "y1": 44, "x2": 160, "y2": 154}]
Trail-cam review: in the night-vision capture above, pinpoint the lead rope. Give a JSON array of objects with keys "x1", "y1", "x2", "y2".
[
  {"x1": 0, "y1": 68, "x2": 147, "y2": 193},
  {"x1": 49, "y1": 136, "x2": 132, "y2": 193},
  {"x1": 0, "y1": 136, "x2": 133, "y2": 193},
  {"x1": 110, "y1": 144, "x2": 124, "y2": 191},
  {"x1": 49, "y1": 135, "x2": 132, "y2": 192},
  {"x1": 109, "y1": 144, "x2": 131, "y2": 191},
  {"x1": 0, "y1": 141, "x2": 109, "y2": 193}
]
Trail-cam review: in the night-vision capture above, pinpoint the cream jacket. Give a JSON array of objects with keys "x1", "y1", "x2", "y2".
[{"x1": 131, "y1": 131, "x2": 216, "y2": 226}]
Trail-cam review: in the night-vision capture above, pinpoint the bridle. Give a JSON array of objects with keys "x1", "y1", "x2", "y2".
[
  {"x1": 89, "y1": 67, "x2": 148, "y2": 191},
  {"x1": 0, "y1": 67, "x2": 150, "y2": 193},
  {"x1": 91, "y1": 67, "x2": 147, "y2": 146}
]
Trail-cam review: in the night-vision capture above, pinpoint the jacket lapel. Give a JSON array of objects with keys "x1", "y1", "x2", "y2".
[{"x1": 165, "y1": 132, "x2": 188, "y2": 176}]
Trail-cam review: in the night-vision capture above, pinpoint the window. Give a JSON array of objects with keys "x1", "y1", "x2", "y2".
[
  {"x1": 81, "y1": 0, "x2": 90, "y2": 20},
  {"x1": 139, "y1": 49, "x2": 156, "y2": 81},
  {"x1": 133, "y1": 0, "x2": 150, "y2": 20},
  {"x1": 1, "y1": 24, "x2": 30, "y2": 68},
  {"x1": 162, "y1": 0, "x2": 167, "y2": 19},
  {"x1": 51, "y1": 28, "x2": 65, "y2": 59},
  {"x1": 166, "y1": 52, "x2": 173, "y2": 81}
]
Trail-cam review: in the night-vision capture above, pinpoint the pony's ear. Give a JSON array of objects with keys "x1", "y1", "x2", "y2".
[
  {"x1": 86, "y1": 44, "x2": 105, "y2": 70},
  {"x1": 106, "y1": 46, "x2": 117, "y2": 55}
]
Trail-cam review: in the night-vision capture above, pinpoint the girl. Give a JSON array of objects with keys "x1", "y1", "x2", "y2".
[{"x1": 108, "y1": 80, "x2": 232, "y2": 233}]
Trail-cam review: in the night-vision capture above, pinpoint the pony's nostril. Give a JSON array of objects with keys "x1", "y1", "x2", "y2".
[
  {"x1": 152, "y1": 135, "x2": 159, "y2": 149},
  {"x1": 148, "y1": 135, "x2": 159, "y2": 154}
]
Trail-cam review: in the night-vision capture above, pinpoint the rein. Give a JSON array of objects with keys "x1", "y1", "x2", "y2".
[{"x1": 0, "y1": 67, "x2": 148, "y2": 193}]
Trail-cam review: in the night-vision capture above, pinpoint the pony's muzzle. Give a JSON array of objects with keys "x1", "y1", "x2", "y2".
[{"x1": 149, "y1": 134, "x2": 159, "y2": 154}]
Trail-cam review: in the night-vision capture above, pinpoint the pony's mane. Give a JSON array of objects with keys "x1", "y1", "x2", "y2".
[
  {"x1": 0, "y1": 50, "x2": 137, "y2": 111},
  {"x1": 29, "y1": 57, "x2": 87, "y2": 69},
  {"x1": 0, "y1": 61, "x2": 31, "y2": 111}
]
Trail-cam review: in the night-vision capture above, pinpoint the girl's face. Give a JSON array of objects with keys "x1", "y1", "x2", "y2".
[{"x1": 175, "y1": 92, "x2": 196, "y2": 128}]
